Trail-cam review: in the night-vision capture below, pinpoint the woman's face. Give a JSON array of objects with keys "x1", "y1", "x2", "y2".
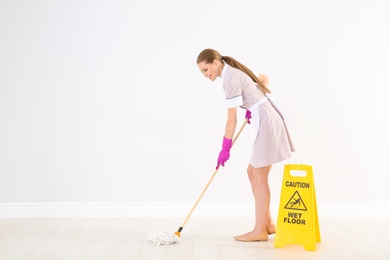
[{"x1": 198, "y1": 59, "x2": 221, "y2": 82}]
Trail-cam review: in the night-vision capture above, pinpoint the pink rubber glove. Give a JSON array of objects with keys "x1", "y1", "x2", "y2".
[
  {"x1": 216, "y1": 137, "x2": 232, "y2": 169},
  {"x1": 245, "y1": 110, "x2": 252, "y2": 124}
]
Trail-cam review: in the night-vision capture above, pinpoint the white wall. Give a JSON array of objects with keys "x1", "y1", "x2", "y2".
[{"x1": 1, "y1": 0, "x2": 389, "y2": 217}]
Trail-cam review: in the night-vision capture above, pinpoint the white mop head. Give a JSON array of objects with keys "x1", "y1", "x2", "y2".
[{"x1": 146, "y1": 230, "x2": 181, "y2": 246}]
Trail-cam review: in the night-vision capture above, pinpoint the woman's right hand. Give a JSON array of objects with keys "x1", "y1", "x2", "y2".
[{"x1": 216, "y1": 137, "x2": 232, "y2": 169}]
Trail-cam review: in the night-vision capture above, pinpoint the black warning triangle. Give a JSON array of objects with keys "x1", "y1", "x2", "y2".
[{"x1": 284, "y1": 190, "x2": 307, "y2": 211}]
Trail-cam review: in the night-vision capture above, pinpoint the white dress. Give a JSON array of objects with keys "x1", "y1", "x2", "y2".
[{"x1": 221, "y1": 64, "x2": 295, "y2": 168}]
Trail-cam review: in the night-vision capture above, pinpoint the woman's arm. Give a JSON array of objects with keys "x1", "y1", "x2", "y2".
[
  {"x1": 258, "y1": 74, "x2": 269, "y2": 87},
  {"x1": 224, "y1": 107, "x2": 237, "y2": 140},
  {"x1": 216, "y1": 106, "x2": 237, "y2": 169}
]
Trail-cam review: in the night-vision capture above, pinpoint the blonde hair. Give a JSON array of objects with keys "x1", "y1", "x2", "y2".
[{"x1": 196, "y1": 48, "x2": 271, "y2": 94}]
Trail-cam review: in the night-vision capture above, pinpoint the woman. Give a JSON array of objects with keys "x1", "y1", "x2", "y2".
[{"x1": 196, "y1": 48, "x2": 295, "y2": 242}]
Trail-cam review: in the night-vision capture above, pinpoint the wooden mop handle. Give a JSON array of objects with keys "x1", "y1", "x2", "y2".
[{"x1": 179, "y1": 119, "x2": 248, "y2": 229}]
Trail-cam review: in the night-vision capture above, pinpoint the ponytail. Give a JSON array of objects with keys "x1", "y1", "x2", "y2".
[
  {"x1": 222, "y1": 56, "x2": 271, "y2": 94},
  {"x1": 197, "y1": 48, "x2": 271, "y2": 94}
]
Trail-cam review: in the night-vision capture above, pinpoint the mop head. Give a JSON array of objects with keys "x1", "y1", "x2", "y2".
[{"x1": 146, "y1": 230, "x2": 181, "y2": 246}]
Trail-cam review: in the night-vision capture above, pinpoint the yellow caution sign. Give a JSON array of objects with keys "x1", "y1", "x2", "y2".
[{"x1": 274, "y1": 164, "x2": 321, "y2": 251}]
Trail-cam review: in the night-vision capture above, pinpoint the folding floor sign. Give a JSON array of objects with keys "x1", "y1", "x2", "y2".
[{"x1": 274, "y1": 164, "x2": 321, "y2": 251}]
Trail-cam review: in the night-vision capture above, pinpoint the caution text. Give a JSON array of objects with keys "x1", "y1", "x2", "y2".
[{"x1": 285, "y1": 181, "x2": 310, "y2": 189}]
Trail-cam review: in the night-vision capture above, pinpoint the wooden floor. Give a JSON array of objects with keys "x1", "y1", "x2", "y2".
[{"x1": 0, "y1": 217, "x2": 389, "y2": 259}]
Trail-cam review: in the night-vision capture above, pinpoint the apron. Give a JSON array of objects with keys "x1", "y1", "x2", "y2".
[{"x1": 248, "y1": 94, "x2": 285, "y2": 139}]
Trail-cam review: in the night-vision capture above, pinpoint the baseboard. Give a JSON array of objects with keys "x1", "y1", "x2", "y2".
[{"x1": 0, "y1": 202, "x2": 389, "y2": 218}]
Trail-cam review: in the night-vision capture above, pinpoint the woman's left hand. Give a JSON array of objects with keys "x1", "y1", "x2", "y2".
[{"x1": 245, "y1": 110, "x2": 252, "y2": 124}]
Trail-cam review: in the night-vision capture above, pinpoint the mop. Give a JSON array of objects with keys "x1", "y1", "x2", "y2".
[{"x1": 146, "y1": 119, "x2": 248, "y2": 245}]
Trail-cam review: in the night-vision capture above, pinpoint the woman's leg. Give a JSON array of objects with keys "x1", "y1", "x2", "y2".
[
  {"x1": 267, "y1": 207, "x2": 275, "y2": 228},
  {"x1": 236, "y1": 164, "x2": 273, "y2": 238}
]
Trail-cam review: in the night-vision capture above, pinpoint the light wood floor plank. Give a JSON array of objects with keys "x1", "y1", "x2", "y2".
[
  {"x1": 322, "y1": 218, "x2": 386, "y2": 259},
  {"x1": 319, "y1": 218, "x2": 365, "y2": 259},
  {"x1": 212, "y1": 218, "x2": 250, "y2": 260},
  {"x1": 0, "y1": 218, "x2": 64, "y2": 259},
  {"x1": 109, "y1": 218, "x2": 149, "y2": 260},
  {"x1": 345, "y1": 219, "x2": 390, "y2": 259},
  {"x1": 24, "y1": 218, "x2": 85, "y2": 260},
  {"x1": 81, "y1": 218, "x2": 128, "y2": 260},
  {"x1": 0, "y1": 219, "x2": 20, "y2": 235},
  {"x1": 191, "y1": 218, "x2": 222, "y2": 260},
  {"x1": 0, "y1": 219, "x2": 49, "y2": 259},
  {"x1": 53, "y1": 218, "x2": 107, "y2": 260},
  {"x1": 0, "y1": 217, "x2": 389, "y2": 259}
]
